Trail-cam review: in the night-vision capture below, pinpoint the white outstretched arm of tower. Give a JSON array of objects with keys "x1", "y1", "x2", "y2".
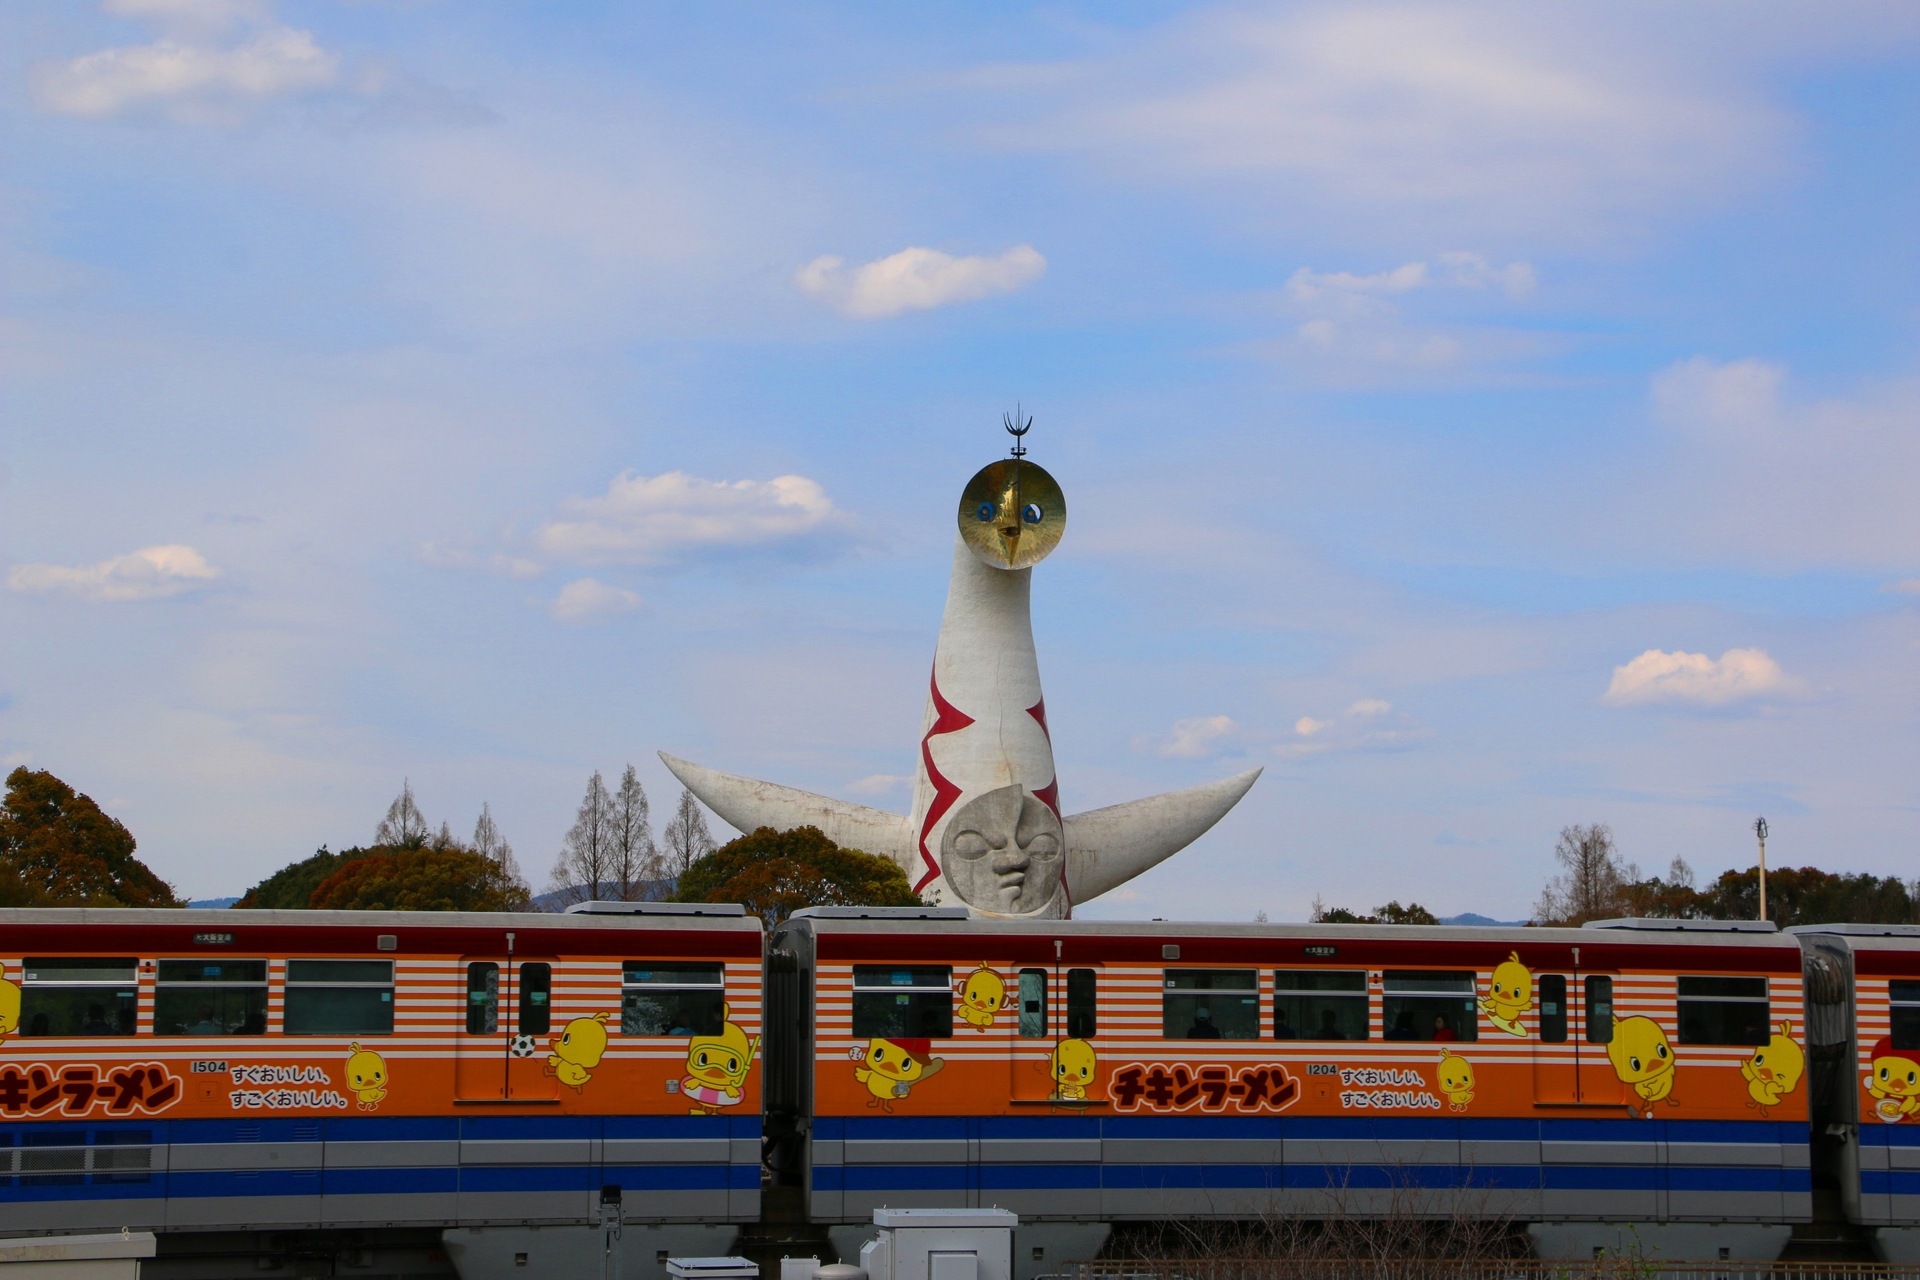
[
  {"x1": 1062, "y1": 767, "x2": 1264, "y2": 905},
  {"x1": 658, "y1": 753, "x2": 915, "y2": 863}
]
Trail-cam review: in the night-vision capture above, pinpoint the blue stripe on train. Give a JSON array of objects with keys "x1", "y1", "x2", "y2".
[
  {"x1": 0, "y1": 1113, "x2": 760, "y2": 1203},
  {"x1": 815, "y1": 1114, "x2": 1808, "y2": 1144},
  {"x1": 819, "y1": 1163, "x2": 1804, "y2": 1194},
  {"x1": 1862, "y1": 1172, "x2": 1920, "y2": 1196}
]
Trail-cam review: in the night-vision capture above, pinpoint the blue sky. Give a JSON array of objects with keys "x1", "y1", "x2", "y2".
[{"x1": 3, "y1": 1, "x2": 1917, "y2": 918}]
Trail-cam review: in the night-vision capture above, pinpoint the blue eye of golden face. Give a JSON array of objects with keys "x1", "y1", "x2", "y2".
[
  {"x1": 975, "y1": 503, "x2": 995, "y2": 522},
  {"x1": 1022, "y1": 503, "x2": 1043, "y2": 524}
]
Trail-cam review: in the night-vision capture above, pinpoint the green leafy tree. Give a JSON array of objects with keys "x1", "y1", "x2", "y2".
[
  {"x1": 671, "y1": 825, "x2": 920, "y2": 924},
  {"x1": 0, "y1": 767, "x2": 179, "y2": 907},
  {"x1": 308, "y1": 844, "x2": 533, "y2": 912},
  {"x1": 1309, "y1": 896, "x2": 1439, "y2": 925},
  {"x1": 235, "y1": 847, "x2": 358, "y2": 910}
]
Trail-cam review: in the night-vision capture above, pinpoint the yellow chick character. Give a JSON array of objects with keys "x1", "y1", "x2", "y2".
[
  {"x1": 1866, "y1": 1039, "x2": 1920, "y2": 1123},
  {"x1": 0, "y1": 966, "x2": 20, "y2": 1043},
  {"x1": 1437, "y1": 1051, "x2": 1476, "y2": 1111},
  {"x1": 1051, "y1": 1038, "x2": 1097, "y2": 1101},
  {"x1": 546, "y1": 1012, "x2": 611, "y2": 1093},
  {"x1": 851, "y1": 1036, "x2": 945, "y2": 1112},
  {"x1": 345, "y1": 1043, "x2": 388, "y2": 1110},
  {"x1": 1607, "y1": 1016, "x2": 1677, "y2": 1112},
  {"x1": 1741, "y1": 1020, "x2": 1805, "y2": 1114},
  {"x1": 957, "y1": 965, "x2": 1007, "y2": 1031},
  {"x1": 1477, "y1": 952, "x2": 1533, "y2": 1038},
  {"x1": 680, "y1": 1003, "x2": 759, "y2": 1116}
]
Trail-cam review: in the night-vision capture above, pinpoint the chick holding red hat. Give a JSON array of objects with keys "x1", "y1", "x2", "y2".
[
  {"x1": 1866, "y1": 1037, "x2": 1920, "y2": 1123},
  {"x1": 852, "y1": 1035, "x2": 946, "y2": 1111}
]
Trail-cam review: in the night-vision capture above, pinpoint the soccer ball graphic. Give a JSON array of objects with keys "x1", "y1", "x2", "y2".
[{"x1": 508, "y1": 1034, "x2": 539, "y2": 1058}]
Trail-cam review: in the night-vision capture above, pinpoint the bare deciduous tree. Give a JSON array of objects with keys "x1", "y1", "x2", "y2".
[
  {"x1": 660, "y1": 788, "x2": 717, "y2": 884},
  {"x1": 1535, "y1": 823, "x2": 1638, "y2": 925},
  {"x1": 472, "y1": 802, "x2": 531, "y2": 903},
  {"x1": 607, "y1": 764, "x2": 661, "y2": 901},
  {"x1": 547, "y1": 771, "x2": 616, "y2": 906},
  {"x1": 374, "y1": 779, "x2": 430, "y2": 848}
]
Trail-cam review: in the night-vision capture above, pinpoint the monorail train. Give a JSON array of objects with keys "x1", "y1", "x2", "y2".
[
  {"x1": 2, "y1": 905, "x2": 1918, "y2": 1278},
  {"x1": 0, "y1": 904, "x2": 765, "y2": 1278}
]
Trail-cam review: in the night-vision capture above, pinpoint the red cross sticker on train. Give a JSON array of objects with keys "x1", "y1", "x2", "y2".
[{"x1": 1110, "y1": 1062, "x2": 1301, "y2": 1114}]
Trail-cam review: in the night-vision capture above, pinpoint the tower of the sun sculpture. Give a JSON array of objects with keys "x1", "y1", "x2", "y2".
[{"x1": 662, "y1": 419, "x2": 1261, "y2": 918}]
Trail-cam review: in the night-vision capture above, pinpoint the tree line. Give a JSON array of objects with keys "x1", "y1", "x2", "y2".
[{"x1": 0, "y1": 764, "x2": 916, "y2": 922}]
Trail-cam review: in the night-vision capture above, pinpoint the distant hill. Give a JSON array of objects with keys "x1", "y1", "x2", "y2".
[
  {"x1": 1441, "y1": 912, "x2": 1526, "y2": 927},
  {"x1": 188, "y1": 897, "x2": 240, "y2": 909}
]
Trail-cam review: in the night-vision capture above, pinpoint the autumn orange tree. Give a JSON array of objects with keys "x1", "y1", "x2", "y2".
[
  {"x1": 0, "y1": 767, "x2": 180, "y2": 907},
  {"x1": 670, "y1": 825, "x2": 920, "y2": 924},
  {"x1": 307, "y1": 844, "x2": 531, "y2": 912}
]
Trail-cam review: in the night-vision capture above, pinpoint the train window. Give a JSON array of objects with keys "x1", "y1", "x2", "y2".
[
  {"x1": 1677, "y1": 975, "x2": 1769, "y2": 1045},
  {"x1": 520, "y1": 963, "x2": 552, "y2": 1037},
  {"x1": 154, "y1": 960, "x2": 267, "y2": 1036},
  {"x1": 1585, "y1": 976, "x2": 1613, "y2": 1043},
  {"x1": 1163, "y1": 970, "x2": 1259, "y2": 1040},
  {"x1": 1273, "y1": 970, "x2": 1368, "y2": 1041},
  {"x1": 1538, "y1": 974, "x2": 1567, "y2": 1043},
  {"x1": 21, "y1": 959, "x2": 136, "y2": 1037},
  {"x1": 1892, "y1": 981, "x2": 1920, "y2": 1051},
  {"x1": 1067, "y1": 968, "x2": 1097, "y2": 1038},
  {"x1": 284, "y1": 960, "x2": 395, "y2": 1035},
  {"x1": 1382, "y1": 971, "x2": 1478, "y2": 1043},
  {"x1": 1018, "y1": 969, "x2": 1048, "y2": 1038},
  {"x1": 623, "y1": 963, "x2": 725, "y2": 1036},
  {"x1": 851, "y1": 966, "x2": 954, "y2": 1039},
  {"x1": 466, "y1": 962, "x2": 500, "y2": 1034}
]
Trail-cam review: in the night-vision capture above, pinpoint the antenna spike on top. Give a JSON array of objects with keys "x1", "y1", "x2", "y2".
[{"x1": 1003, "y1": 403, "x2": 1032, "y2": 459}]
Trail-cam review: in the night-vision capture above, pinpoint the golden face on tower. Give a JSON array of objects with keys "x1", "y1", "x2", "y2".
[{"x1": 958, "y1": 459, "x2": 1066, "y2": 570}]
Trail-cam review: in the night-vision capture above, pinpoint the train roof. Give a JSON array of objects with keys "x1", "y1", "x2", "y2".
[
  {"x1": 0, "y1": 904, "x2": 762, "y2": 957},
  {"x1": 777, "y1": 909, "x2": 1803, "y2": 968}
]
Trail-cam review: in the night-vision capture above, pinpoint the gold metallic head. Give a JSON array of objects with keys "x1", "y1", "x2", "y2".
[{"x1": 958, "y1": 459, "x2": 1065, "y2": 570}]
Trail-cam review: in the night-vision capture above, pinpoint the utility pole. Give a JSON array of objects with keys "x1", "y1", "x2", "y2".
[{"x1": 1754, "y1": 816, "x2": 1770, "y2": 923}]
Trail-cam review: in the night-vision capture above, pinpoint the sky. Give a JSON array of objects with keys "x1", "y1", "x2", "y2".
[{"x1": 2, "y1": 1, "x2": 1917, "y2": 919}]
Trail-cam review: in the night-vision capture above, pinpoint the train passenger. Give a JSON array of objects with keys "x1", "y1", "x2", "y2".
[
  {"x1": 1186, "y1": 1007, "x2": 1221, "y2": 1038},
  {"x1": 1432, "y1": 1014, "x2": 1456, "y2": 1042},
  {"x1": 1273, "y1": 1008, "x2": 1297, "y2": 1039},
  {"x1": 1386, "y1": 1010, "x2": 1418, "y2": 1041},
  {"x1": 1317, "y1": 1009, "x2": 1346, "y2": 1040}
]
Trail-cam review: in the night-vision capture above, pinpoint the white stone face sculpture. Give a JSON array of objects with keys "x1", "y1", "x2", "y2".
[{"x1": 661, "y1": 452, "x2": 1261, "y2": 918}]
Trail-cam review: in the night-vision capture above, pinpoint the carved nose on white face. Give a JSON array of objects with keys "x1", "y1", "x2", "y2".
[{"x1": 993, "y1": 846, "x2": 1030, "y2": 872}]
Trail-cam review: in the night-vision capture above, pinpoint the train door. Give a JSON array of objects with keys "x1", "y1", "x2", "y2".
[
  {"x1": 1531, "y1": 971, "x2": 1624, "y2": 1105},
  {"x1": 1010, "y1": 965, "x2": 1101, "y2": 1103},
  {"x1": 1576, "y1": 974, "x2": 1623, "y2": 1104},
  {"x1": 1532, "y1": 973, "x2": 1580, "y2": 1103},
  {"x1": 1011, "y1": 967, "x2": 1054, "y2": 1101},
  {"x1": 455, "y1": 956, "x2": 558, "y2": 1102}
]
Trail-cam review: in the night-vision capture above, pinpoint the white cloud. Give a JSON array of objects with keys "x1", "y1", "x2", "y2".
[
  {"x1": 549, "y1": 577, "x2": 639, "y2": 625},
  {"x1": 1604, "y1": 647, "x2": 1800, "y2": 707},
  {"x1": 418, "y1": 540, "x2": 543, "y2": 580},
  {"x1": 8, "y1": 544, "x2": 221, "y2": 602},
  {"x1": 1157, "y1": 715, "x2": 1240, "y2": 758},
  {"x1": 536, "y1": 471, "x2": 850, "y2": 568},
  {"x1": 33, "y1": 5, "x2": 339, "y2": 123},
  {"x1": 1277, "y1": 698, "x2": 1429, "y2": 758},
  {"x1": 795, "y1": 245, "x2": 1045, "y2": 319},
  {"x1": 1277, "y1": 252, "x2": 1535, "y2": 376},
  {"x1": 1646, "y1": 357, "x2": 1920, "y2": 566},
  {"x1": 976, "y1": 4, "x2": 1796, "y2": 242}
]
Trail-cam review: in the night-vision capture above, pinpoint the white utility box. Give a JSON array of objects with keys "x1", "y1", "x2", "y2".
[
  {"x1": 667, "y1": 1259, "x2": 759, "y2": 1280},
  {"x1": 0, "y1": 1231, "x2": 155, "y2": 1279},
  {"x1": 858, "y1": 1209, "x2": 1016, "y2": 1280}
]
